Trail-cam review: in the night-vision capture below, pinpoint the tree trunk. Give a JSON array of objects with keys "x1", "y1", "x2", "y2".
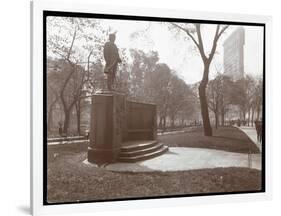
[
  {"x1": 63, "y1": 109, "x2": 71, "y2": 136},
  {"x1": 171, "y1": 114, "x2": 175, "y2": 129},
  {"x1": 159, "y1": 116, "x2": 162, "y2": 129},
  {"x1": 75, "y1": 99, "x2": 81, "y2": 136},
  {"x1": 215, "y1": 111, "x2": 219, "y2": 129},
  {"x1": 198, "y1": 64, "x2": 212, "y2": 136},
  {"x1": 47, "y1": 103, "x2": 54, "y2": 132},
  {"x1": 221, "y1": 109, "x2": 225, "y2": 127},
  {"x1": 257, "y1": 104, "x2": 261, "y2": 120},
  {"x1": 251, "y1": 108, "x2": 255, "y2": 127},
  {"x1": 158, "y1": 116, "x2": 161, "y2": 129},
  {"x1": 220, "y1": 95, "x2": 225, "y2": 126},
  {"x1": 159, "y1": 116, "x2": 164, "y2": 129},
  {"x1": 242, "y1": 109, "x2": 246, "y2": 122},
  {"x1": 47, "y1": 99, "x2": 58, "y2": 133},
  {"x1": 247, "y1": 111, "x2": 249, "y2": 126},
  {"x1": 181, "y1": 118, "x2": 185, "y2": 127}
]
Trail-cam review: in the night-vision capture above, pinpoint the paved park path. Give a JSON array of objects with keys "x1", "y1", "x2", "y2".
[
  {"x1": 236, "y1": 126, "x2": 262, "y2": 152},
  {"x1": 102, "y1": 147, "x2": 261, "y2": 172}
]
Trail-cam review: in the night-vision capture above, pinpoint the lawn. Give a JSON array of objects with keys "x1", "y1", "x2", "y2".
[
  {"x1": 47, "y1": 126, "x2": 261, "y2": 203},
  {"x1": 47, "y1": 151, "x2": 261, "y2": 204},
  {"x1": 159, "y1": 126, "x2": 260, "y2": 154}
]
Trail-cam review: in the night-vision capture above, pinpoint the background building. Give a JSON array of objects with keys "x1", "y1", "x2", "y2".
[{"x1": 223, "y1": 27, "x2": 245, "y2": 80}]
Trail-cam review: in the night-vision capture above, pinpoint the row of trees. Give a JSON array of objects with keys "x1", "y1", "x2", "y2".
[
  {"x1": 47, "y1": 51, "x2": 198, "y2": 135},
  {"x1": 207, "y1": 73, "x2": 263, "y2": 128}
]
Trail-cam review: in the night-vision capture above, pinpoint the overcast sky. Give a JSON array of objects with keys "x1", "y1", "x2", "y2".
[{"x1": 100, "y1": 19, "x2": 264, "y2": 84}]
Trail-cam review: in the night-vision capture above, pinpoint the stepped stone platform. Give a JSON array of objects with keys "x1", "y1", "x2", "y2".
[{"x1": 118, "y1": 140, "x2": 168, "y2": 162}]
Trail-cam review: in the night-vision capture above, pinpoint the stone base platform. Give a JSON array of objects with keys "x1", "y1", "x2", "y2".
[{"x1": 118, "y1": 140, "x2": 168, "y2": 162}]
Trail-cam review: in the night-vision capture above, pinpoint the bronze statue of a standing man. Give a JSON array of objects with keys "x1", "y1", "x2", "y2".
[{"x1": 103, "y1": 33, "x2": 122, "y2": 90}]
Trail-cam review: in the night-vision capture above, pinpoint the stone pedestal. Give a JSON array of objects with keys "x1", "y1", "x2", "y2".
[{"x1": 87, "y1": 91, "x2": 126, "y2": 164}]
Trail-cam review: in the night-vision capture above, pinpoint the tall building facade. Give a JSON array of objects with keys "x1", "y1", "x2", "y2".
[{"x1": 223, "y1": 27, "x2": 245, "y2": 80}]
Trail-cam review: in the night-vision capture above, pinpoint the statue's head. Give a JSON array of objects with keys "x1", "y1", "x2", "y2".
[{"x1": 109, "y1": 33, "x2": 116, "y2": 42}]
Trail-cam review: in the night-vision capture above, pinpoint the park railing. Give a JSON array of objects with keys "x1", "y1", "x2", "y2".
[{"x1": 47, "y1": 135, "x2": 89, "y2": 145}]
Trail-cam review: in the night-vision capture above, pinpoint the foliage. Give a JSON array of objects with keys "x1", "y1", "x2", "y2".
[{"x1": 47, "y1": 17, "x2": 107, "y2": 134}]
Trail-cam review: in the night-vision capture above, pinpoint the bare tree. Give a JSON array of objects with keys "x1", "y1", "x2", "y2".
[{"x1": 170, "y1": 23, "x2": 228, "y2": 136}]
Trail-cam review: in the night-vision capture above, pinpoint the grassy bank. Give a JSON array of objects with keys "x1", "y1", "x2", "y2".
[{"x1": 159, "y1": 126, "x2": 260, "y2": 154}]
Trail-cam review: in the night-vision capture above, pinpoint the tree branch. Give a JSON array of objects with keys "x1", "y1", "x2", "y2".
[
  {"x1": 171, "y1": 23, "x2": 200, "y2": 50},
  {"x1": 208, "y1": 25, "x2": 228, "y2": 62},
  {"x1": 66, "y1": 26, "x2": 78, "y2": 61},
  {"x1": 195, "y1": 24, "x2": 207, "y2": 61},
  {"x1": 86, "y1": 49, "x2": 94, "y2": 82},
  {"x1": 218, "y1": 25, "x2": 229, "y2": 39}
]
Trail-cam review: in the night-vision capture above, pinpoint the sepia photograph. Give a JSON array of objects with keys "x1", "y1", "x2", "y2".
[{"x1": 44, "y1": 11, "x2": 265, "y2": 205}]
